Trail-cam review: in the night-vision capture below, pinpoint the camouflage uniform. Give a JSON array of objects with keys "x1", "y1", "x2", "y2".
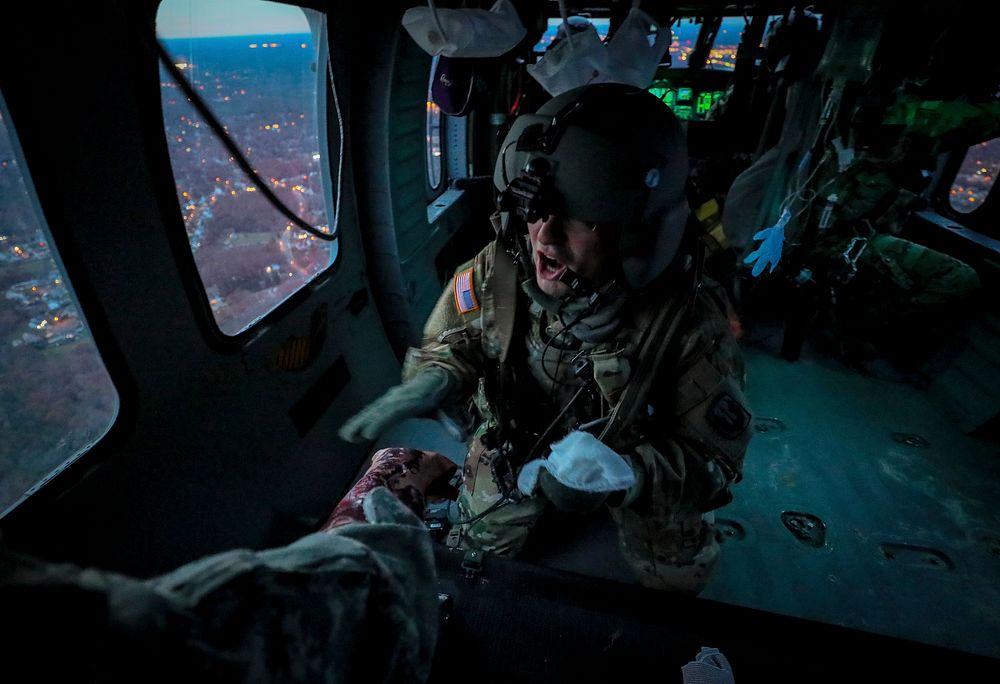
[
  {"x1": 403, "y1": 242, "x2": 753, "y2": 593},
  {"x1": 809, "y1": 232, "x2": 980, "y2": 367},
  {"x1": 801, "y1": 147, "x2": 981, "y2": 366},
  {"x1": 0, "y1": 487, "x2": 440, "y2": 683}
]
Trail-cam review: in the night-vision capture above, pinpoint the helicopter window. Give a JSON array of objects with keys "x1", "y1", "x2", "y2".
[
  {"x1": 668, "y1": 17, "x2": 700, "y2": 69},
  {"x1": 424, "y1": 67, "x2": 470, "y2": 206},
  {"x1": 156, "y1": 0, "x2": 339, "y2": 337},
  {"x1": 426, "y1": 91, "x2": 443, "y2": 191},
  {"x1": 700, "y1": 13, "x2": 802, "y2": 71},
  {"x1": 532, "y1": 16, "x2": 610, "y2": 54},
  {"x1": 947, "y1": 136, "x2": 1000, "y2": 215},
  {"x1": 704, "y1": 16, "x2": 744, "y2": 71},
  {"x1": 0, "y1": 97, "x2": 119, "y2": 517}
]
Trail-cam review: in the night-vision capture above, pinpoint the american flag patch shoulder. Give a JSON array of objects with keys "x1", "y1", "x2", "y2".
[{"x1": 453, "y1": 267, "x2": 480, "y2": 314}]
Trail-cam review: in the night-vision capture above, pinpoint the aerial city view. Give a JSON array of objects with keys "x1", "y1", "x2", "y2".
[
  {"x1": 159, "y1": 31, "x2": 336, "y2": 336},
  {"x1": 0, "y1": 112, "x2": 118, "y2": 510}
]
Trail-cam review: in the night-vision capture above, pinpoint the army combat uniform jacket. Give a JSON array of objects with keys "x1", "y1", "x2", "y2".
[
  {"x1": 403, "y1": 242, "x2": 753, "y2": 592},
  {"x1": 0, "y1": 487, "x2": 439, "y2": 682}
]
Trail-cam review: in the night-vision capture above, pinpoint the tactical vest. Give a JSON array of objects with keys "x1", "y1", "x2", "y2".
[
  {"x1": 439, "y1": 239, "x2": 751, "y2": 510},
  {"x1": 462, "y1": 240, "x2": 696, "y2": 454}
]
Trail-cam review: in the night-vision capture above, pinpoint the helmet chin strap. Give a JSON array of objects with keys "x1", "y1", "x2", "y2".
[
  {"x1": 498, "y1": 212, "x2": 598, "y2": 303},
  {"x1": 557, "y1": 267, "x2": 600, "y2": 303},
  {"x1": 498, "y1": 193, "x2": 614, "y2": 311},
  {"x1": 558, "y1": 269, "x2": 625, "y2": 317}
]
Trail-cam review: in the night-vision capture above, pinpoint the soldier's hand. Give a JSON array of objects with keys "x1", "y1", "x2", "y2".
[
  {"x1": 537, "y1": 469, "x2": 612, "y2": 514},
  {"x1": 516, "y1": 430, "x2": 636, "y2": 513},
  {"x1": 338, "y1": 367, "x2": 455, "y2": 443}
]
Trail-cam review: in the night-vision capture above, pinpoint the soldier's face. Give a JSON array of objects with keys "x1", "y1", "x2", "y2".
[{"x1": 527, "y1": 214, "x2": 616, "y2": 298}]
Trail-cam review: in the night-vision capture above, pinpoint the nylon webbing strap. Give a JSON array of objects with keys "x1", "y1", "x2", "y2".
[
  {"x1": 492, "y1": 241, "x2": 519, "y2": 363},
  {"x1": 600, "y1": 292, "x2": 693, "y2": 448}
]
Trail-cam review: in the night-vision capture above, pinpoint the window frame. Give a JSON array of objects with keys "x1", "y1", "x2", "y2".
[
  {"x1": 424, "y1": 57, "x2": 471, "y2": 204},
  {"x1": 154, "y1": 0, "x2": 344, "y2": 342},
  {"x1": 0, "y1": 92, "x2": 124, "y2": 519},
  {"x1": 426, "y1": 92, "x2": 445, "y2": 195},
  {"x1": 934, "y1": 137, "x2": 1000, "y2": 240}
]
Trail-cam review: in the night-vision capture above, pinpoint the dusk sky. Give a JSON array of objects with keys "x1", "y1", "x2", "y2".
[{"x1": 157, "y1": 0, "x2": 310, "y2": 38}]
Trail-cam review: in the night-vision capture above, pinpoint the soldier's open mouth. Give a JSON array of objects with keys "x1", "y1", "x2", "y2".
[{"x1": 537, "y1": 252, "x2": 567, "y2": 281}]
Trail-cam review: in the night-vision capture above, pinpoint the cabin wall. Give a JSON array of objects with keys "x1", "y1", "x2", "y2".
[{"x1": 0, "y1": 2, "x2": 406, "y2": 577}]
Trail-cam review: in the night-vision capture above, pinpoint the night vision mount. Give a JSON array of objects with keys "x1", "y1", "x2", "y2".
[
  {"x1": 496, "y1": 90, "x2": 597, "y2": 226},
  {"x1": 499, "y1": 157, "x2": 560, "y2": 225}
]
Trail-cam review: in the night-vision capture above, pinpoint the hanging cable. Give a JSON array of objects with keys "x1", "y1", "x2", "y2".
[
  {"x1": 540, "y1": 298, "x2": 594, "y2": 387},
  {"x1": 451, "y1": 495, "x2": 512, "y2": 526},
  {"x1": 325, "y1": 51, "x2": 345, "y2": 235},
  {"x1": 451, "y1": 378, "x2": 588, "y2": 526},
  {"x1": 772, "y1": 80, "x2": 846, "y2": 228}
]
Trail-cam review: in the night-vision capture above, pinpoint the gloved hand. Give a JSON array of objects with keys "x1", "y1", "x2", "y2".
[
  {"x1": 743, "y1": 207, "x2": 790, "y2": 276},
  {"x1": 517, "y1": 431, "x2": 636, "y2": 514},
  {"x1": 338, "y1": 367, "x2": 455, "y2": 443}
]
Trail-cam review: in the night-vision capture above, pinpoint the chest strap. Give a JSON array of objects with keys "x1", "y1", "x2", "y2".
[
  {"x1": 600, "y1": 292, "x2": 693, "y2": 449},
  {"x1": 491, "y1": 241, "x2": 520, "y2": 363}
]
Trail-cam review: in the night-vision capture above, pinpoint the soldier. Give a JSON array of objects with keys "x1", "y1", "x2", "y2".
[{"x1": 341, "y1": 83, "x2": 753, "y2": 594}]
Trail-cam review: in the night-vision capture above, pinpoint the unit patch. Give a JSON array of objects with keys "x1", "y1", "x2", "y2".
[
  {"x1": 707, "y1": 393, "x2": 751, "y2": 439},
  {"x1": 453, "y1": 267, "x2": 480, "y2": 314}
]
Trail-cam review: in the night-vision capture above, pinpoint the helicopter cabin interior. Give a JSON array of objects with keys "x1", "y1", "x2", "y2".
[{"x1": 1, "y1": 0, "x2": 999, "y2": 680}]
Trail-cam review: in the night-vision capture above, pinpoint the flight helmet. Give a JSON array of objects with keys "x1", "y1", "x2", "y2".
[{"x1": 494, "y1": 82, "x2": 690, "y2": 290}]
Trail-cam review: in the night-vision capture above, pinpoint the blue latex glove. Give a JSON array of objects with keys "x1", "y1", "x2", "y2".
[{"x1": 744, "y1": 208, "x2": 791, "y2": 276}]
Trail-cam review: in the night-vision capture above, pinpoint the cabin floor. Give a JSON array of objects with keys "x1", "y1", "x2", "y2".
[
  {"x1": 383, "y1": 305, "x2": 1000, "y2": 662},
  {"x1": 703, "y1": 318, "x2": 1000, "y2": 661}
]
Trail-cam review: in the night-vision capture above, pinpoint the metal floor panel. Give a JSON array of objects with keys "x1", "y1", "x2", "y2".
[{"x1": 702, "y1": 339, "x2": 1000, "y2": 659}]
